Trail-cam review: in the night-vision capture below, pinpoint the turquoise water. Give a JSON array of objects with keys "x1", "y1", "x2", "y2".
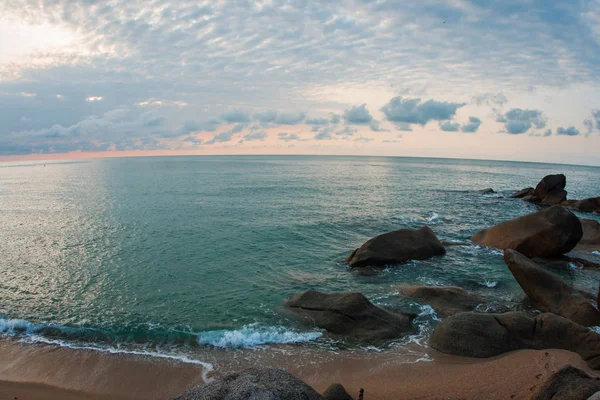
[{"x1": 1, "y1": 155, "x2": 599, "y2": 358}]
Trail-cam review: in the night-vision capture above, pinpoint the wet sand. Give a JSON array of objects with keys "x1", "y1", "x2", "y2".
[{"x1": 0, "y1": 338, "x2": 596, "y2": 399}]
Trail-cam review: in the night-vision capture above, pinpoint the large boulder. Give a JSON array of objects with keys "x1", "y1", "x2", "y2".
[
  {"x1": 285, "y1": 291, "x2": 416, "y2": 344},
  {"x1": 471, "y1": 206, "x2": 583, "y2": 258},
  {"x1": 172, "y1": 368, "x2": 324, "y2": 400},
  {"x1": 533, "y1": 174, "x2": 567, "y2": 202},
  {"x1": 346, "y1": 227, "x2": 446, "y2": 268},
  {"x1": 397, "y1": 285, "x2": 485, "y2": 317},
  {"x1": 430, "y1": 312, "x2": 600, "y2": 369},
  {"x1": 541, "y1": 189, "x2": 567, "y2": 206},
  {"x1": 531, "y1": 366, "x2": 600, "y2": 400},
  {"x1": 510, "y1": 187, "x2": 534, "y2": 199},
  {"x1": 575, "y1": 219, "x2": 600, "y2": 252},
  {"x1": 563, "y1": 197, "x2": 600, "y2": 214},
  {"x1": 504, "y1": 249, "x2": 600, "y2": 326}
]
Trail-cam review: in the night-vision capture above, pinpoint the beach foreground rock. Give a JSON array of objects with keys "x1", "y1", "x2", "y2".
[
  {"x1": 172, "y1": 368, "x2": 324, "y2": 400},
  {"x1": 504, "y1": 249, "x2": 600, "y2": 326},
  {"x1": 286, "y1": 291, "x2": 416, "y2": 344},
  {"x1": 471, "y1": 205, "x2": 583, "y2": 258},
  {"x1": 531, "y1": 366, "x2": 600, "y2": 400},
  {"x1": 397, "y1": 285, "x2": 484, "y2": 317},
  {"x1": 430, "y1": 312, "x2": 600, "y2": 369},
  {"x1": 576, "y1": 219, "x2": 600, "y2": 252},
  {"x1": 323, "y1": 383, "x2": 353, "y2": 400},
  {"x1": 346, "y1": 226, "x2": 445, "y2": 268}
]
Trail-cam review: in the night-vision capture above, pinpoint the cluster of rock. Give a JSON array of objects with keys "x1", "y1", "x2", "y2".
[
  {"x1": 512, "y1": 173, "x2": 600, "y2": 213},
  {"x1": 174, "y1": 173, "x2": 600, "y2": 399}
]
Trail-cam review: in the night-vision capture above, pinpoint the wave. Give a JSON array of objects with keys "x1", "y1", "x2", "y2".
[
  {"x1": 197, "y1": 324, "x2": 323, "y2": 349},
  {"x1": 478, "y1": 280, "x2": 498, "y2": 288}
]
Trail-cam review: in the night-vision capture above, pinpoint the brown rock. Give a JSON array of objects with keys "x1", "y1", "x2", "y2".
[
  {"x1": 521, "y1": 194, "x2": 540, "y2": 202},
  {"x1": 172, "y1": 368, "x2": 325, "y2": 400},
  {"x1": 564, "y1": 197, "x2": 600, "y2": 214},
  {"x1": 541, "y1": 189, "x2": 568, "y2": 206},
  {"x1": 430, "y1": 312, "x2": 600, "y2": 369},
  {"x1": 346, "y1": 227, "x2": 446, "y2": 268},
  {"x1": 531, "y1": 366, "x2": 600, "y2": 400},
  {"x1": 504, "y1": 249, "x2": 600, "y2": 326},
  {"x1": 576, "y1": 219, "x2": 600, "y2": 252},
  {"x1": 397, "y1": 285, "x2": 484, "y2": 317},
  {"x1": 471, "y1": 206, "x2": 583, "y2": 258},
  {"x1": 511, "y1": 187, "x2": 534, "y2": 198},
  {"x1": 285, "y1": 291, "x2": 416, "y2": 344},
  {"x1": 534, "y1": 174, "x2": 566, "y2": 200},
  {"x1": 323, "y1": 384, "x2": 353, "y2": 400}
]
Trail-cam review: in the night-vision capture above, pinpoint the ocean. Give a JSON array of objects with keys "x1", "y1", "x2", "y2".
[{"x1": 1, "y1": 155, "x2": 599, "y2": 370}]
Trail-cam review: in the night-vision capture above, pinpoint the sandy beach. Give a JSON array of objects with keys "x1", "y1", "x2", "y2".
[{"x1": 0, "y1": 338, "x2": 597, "y2": 400}]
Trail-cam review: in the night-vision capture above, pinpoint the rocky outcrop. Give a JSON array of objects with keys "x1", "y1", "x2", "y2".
[
  {"x1": 575, "y1": 219, "x2": 600, "y2": 252},
  {"x1": 346, "y1": 227, "x2": 446, "y2": 268},
  {"x1": 430, "y1": 312, "x2": 600, "y2": 369},
  {"x1": 476, "y1": 188, "x2": 495, "y2": 194},
  {"x1": 172, "y1": 368, "x2": 324, "y2": 400},
  {"x1": 533, "y1": 174, "x2": 567, "y2": 203},
  {"x1": 471, "y1": 206, "x2": 583, "y2": 258},
  {"x1": 504, "y1": 249, "x2": 600, "y2": 326},
  {"x1": 323, "y1": 384, "x2": 353, "y2": 400},
  {"x1": 285, "y1": 291, "x2": 416, "y2": 344},
  {"x1": 541, "y1": 189, "x2": 567, "y2": 205},
  {"x1": 510, "y1": 187, "x2": 534, "y2": 198},
  {"x1": 531, "y1": 366, "x2": 600, "y2": 400},
  {"x1": 397, "y1": 285, "x2": 485, "y2": 317},
  {"x1": 563, "y1": 197, "x2": 600, "y2": 214}
]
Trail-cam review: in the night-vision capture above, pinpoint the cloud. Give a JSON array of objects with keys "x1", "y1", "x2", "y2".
[
  {"x1": 278, "y1": 132, "x2": 300, "y2": 142},
  {"x1": 275, "y1": 111, "x2": 305, "y2": 125},
  {"x1": 141, "y1": 111, "x2": 166, "y2": 127},
  {"x1": 355, "y1": 136, "x2": 373, "y2": 142},
  {"x1": 342, "y1": 104, "x2": 373, "y2": 124},
  {"x1": 255, "y1": 111, "x2": 278, "y2": 123},
  {"x1": 183, "y1": 135, "x2": 203, "y2": 144},
  {"x1": 395, "y1": 122, "x2": 413, "y2": 131},
  {"x1": 314, "y1": 127, "x2": 333, "y2": 140},
  {"x1": 369, "y1": 120, "x2": 387, "y2": 132},
  {"x1": 305, "y1": 117, "x2": 330, "y2": 125},
  {"x1": 496, "y1": 108, "x2": 547, "y2": 134},
  {"x1": 584, "y1": 110, "x2": 600, "y2": 135},
  {"x1": 222, "y1": 109, "x2": 251, "y2": 123},
  {"x1": 205, "y1": 130, "x2": 235, "y2": 144},
  {"x1": 182, "y1": 118, "x2": 221, "y2": 133},
  {"x1": 330, "y1": 114, "x2": 341, "y2": 124},
  {"x1": 439, "y1": 121, "x2": 460, "y2": 132},
  {"x1": 461, "y1": 116, "x2": 482, "y2": 133},
  {"x1": 85, "y1": 96, "x2": 103, "y2": 102},
  {"x1": 381, "y1": 97, "x2": 466, "y2": 126},
  {"x1": 335, "y1": 126, "x2": 358, "y2": 136},
  {"x1": 557, "y1": 126, "x2": 581, "y2": 136},
  {"x1": 473, "y1": 92, "x2": 508, "y2": 107},
  {"x1": 243, "y1": 130, "x2": 267, "y2": 141},
  {"x1": 544, "y1": 129, "x2": 552, "y2": 137}
]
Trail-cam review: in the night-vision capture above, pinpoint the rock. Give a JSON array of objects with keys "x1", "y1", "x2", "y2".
[
  {"x1": 476, "y1": 188, "x2": 495, "y2": 194},
  {"x1": 511, "y1": 187, "x2": 534, "y2": 198},
  {"x1": 172, "y1": 368, "x2": 324, "y2": 400},
  {"x1": 430, "y1": 312, "x2": 600, "y2": 369},
  {"x1": 533, "y1": 174, "x2": 566, "y2": 201},
  {"x1": 470, "y1": 206, "x2": 583, "y2": 258},
  {"x1": 346, "y1": 227, "x2": 446, "y2": 268},
  {"x1": 285, "y1": 291, "x2": 416, "y2": 344},
  {"x1": 564, "y1": 197, "x2": 600, "y2": 214},
  {"x1": 323, "y1": 384, "x2": 353, "y2": 400},
  {"x1": 589, "y1": 391, "x2": 600, "y2": 400},
  {"x1": 397, "y1": 285, "x2": 485, "y2": 317},
  {"x1": 531, "y1": 366, "x2": 600, "y2": 400},
  {"x1": 541, "y1": 189, "x2": 568, "y2": 206},
  {"x1": 576, "y1": 219, "x2": 600, "y2": 252},
  {"x1": 521, "y1": 194, "x2": 539, "y2": 202},
  {"x1": 504, "y1": 249, "x2": 600, "y2": 326}
]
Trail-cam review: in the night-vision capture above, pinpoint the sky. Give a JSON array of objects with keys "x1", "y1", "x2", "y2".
[{"x1": 1, "y1": 0, "x2": 600, "y2": 165}]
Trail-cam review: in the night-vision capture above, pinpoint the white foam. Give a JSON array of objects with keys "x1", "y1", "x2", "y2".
[
  {"x1": 590, "y1": 326, "x2": 600, "y2": 334},
  {"x1": 426, "y1": 213, "x2": 441, "y2": 222},
  {"x1": 197, "y1": 324, "x2": 323, "y2": 349},
  {"x1": 593, "y1": 251, "x2": 600, "y2": 256},
  {"x1": 479, "y1": 281, "x2": 498, "y2": 288}
]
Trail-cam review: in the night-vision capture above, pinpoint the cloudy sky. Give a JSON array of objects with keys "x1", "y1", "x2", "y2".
[{"x1": 1, "y1": 0, "x2": 600, "y2": 165}]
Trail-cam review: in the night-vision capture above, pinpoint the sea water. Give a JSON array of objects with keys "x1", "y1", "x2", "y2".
[{"x1": 1, "y1": 155, "x2": 599, "y2": 365}]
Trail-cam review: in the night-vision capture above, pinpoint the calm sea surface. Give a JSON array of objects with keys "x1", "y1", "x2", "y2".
[{"x1": 1, "y1": 155, "x2": 599, "y2": 364}]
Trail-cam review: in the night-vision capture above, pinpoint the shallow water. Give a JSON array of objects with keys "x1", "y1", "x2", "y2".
[{"x1": 1, "y1": 155, "x2": 599, "y2": 364}]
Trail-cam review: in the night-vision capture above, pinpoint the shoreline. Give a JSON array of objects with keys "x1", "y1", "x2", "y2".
[{"x1": 1, "y1": 338, "x2": 598, "y2": 399}]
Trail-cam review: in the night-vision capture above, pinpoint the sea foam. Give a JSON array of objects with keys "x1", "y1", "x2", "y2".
[{"x1": 197, "y1": 324, "x2": 323, "y2": 349}]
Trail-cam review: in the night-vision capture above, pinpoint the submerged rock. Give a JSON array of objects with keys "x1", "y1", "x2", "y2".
[
  {"x1": 346, "y1": 226, "x2": 446, "y2": 268},
  {"x1": 285, "y1": 291, "x2": 416, "y2": 344},
  {"x1": 476, "y1": 188, "x2": 496, "y2": 194},
  {"x1": 531, "y1": 366, "x2": 600, "y2": 400},
  {"x1": 563, "y1": 197, "x2": 600, "y2": 214},
  {"x1": 172, "y1": 368, "x2": 324, "y2": 400},
  {"x1": 323, "y1": 384, "x2": 353, "y2": 400},
  {"x1": 504, "y1": 249, "x2": 600, "y2": 326},
  {"x1": 397, "y1": 285, "x2": 485, "y2": 317},
  {"x1": 471, "y1": 206, "x2": 583, "y2": 258},
  {"x1": 430, "y1": 312, "x2": 600, "y2": 369},
  {"x1": 510, "y1": 187, "x2": 534, "y2": 199},
  {"x1": 576, "y1": 219, "x2": 600, "y2": 252}
]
